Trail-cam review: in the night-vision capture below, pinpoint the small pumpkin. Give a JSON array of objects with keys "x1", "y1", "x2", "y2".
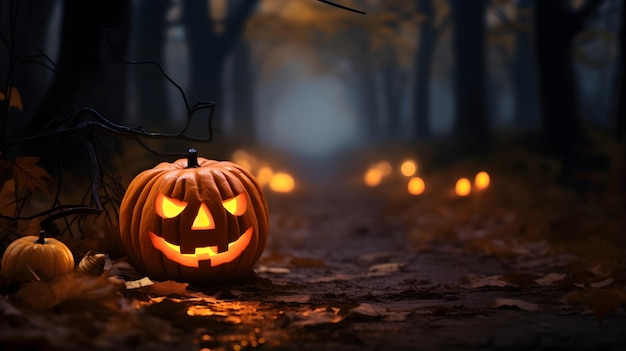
[
  {"x1": 118, "y1": 149, "x2": 269, "y2": 285},
  {"x1": 1, "y1": 230, "x2": 75, "y2": 282}
]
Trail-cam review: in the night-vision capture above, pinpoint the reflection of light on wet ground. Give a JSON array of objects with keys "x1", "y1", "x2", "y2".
[{"x1": 142, "y1": 296, "x2": 286, "y2": 349}]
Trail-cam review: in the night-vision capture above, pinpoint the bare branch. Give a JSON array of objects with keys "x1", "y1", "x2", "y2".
[{"x1": 317, "y1": 0, "x2": 366, "y2": 15}]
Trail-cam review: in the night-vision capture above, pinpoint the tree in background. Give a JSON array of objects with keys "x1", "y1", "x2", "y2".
[
  {"x1": 132, "y1": 0, "x2": 169, "y2": 129},
  {"x1": 535, "y1": 0, "x2": 604, "y2": 162},
  {"x1": 247, "y1": 0, "x2": 417, "y2": 142},
  {"x1": 450, "y1": 0, "x2": 490, "y2": 149},
  {"x1": 413, "y1": 0, "x2": 450, "y2": 139},
  {"x1": 27, "y1": 0, "x2": 130, "y2": 135},
  {"x1": 181, "y1": 0, "x2": 259, "y2": 134},
  {"x1": 613, "y1": 0, "x2": 626, "y2": 141},
  {"x1": 489, "y1": 0, "x2": 540, "y2": 128},
  {"x1": 0, "y1": 0, "x2": 57, "y2": 139}
]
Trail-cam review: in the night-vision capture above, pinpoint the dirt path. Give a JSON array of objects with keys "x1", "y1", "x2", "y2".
[{"x1": 1, "y1": 155, "x2": 625, "y2": 350}]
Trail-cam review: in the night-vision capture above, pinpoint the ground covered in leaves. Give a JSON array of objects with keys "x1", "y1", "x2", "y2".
[{"x1": 1, "y1": 140, "x2": 626, "y2": 350}]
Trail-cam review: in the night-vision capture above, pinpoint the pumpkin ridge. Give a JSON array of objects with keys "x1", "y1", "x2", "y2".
[
  {"x1": 213, "y1": 168, "x2": 241, "y2": 247},
  {"x1": 134, "y1": 173, "x2": 166, "y2": 266},
  {"x1": 220, "y1": 169, "x2": 255, "y2": 274},
  {"x1": 224, "y1": 164, "x2": 269, "y2": 264}
]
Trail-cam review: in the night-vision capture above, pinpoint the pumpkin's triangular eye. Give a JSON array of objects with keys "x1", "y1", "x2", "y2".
[
  {"x1": 156, "y1": 193, "x2": 188, "y2": 218},
  {"x1": 222, "y1": 193, "x2": 247, "y2": 216}
]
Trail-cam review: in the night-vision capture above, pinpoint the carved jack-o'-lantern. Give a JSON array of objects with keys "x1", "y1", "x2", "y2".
[{"x1": 118, "y1": 149, "x2": 269, "y2": 285}]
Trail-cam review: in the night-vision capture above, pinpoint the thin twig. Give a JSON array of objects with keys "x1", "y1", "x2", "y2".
[{"x1": 317, "y1": 0, "x2": 366, "y2": 14}]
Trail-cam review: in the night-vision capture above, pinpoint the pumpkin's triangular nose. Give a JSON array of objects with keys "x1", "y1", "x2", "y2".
[{"x1": 192, "y1": 203, "x2": 215, "y2": 230}]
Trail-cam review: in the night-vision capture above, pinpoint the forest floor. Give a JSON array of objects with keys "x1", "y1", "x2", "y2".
[{"x1": 1, "y1": 135, "x2": 626, "y2": 350}]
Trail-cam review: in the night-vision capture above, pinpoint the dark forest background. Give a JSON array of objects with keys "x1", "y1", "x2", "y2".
[{"x1": 1, "y1": 0, "x2": 624, "y2": 186}]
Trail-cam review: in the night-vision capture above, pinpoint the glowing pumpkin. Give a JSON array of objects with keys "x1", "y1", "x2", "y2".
[
  {"x1": 1, "y1": 230, "x2": 75, "y2": 282},
  {"x1": 118, "y1": 149, "x2": 269, "y2": 285}
]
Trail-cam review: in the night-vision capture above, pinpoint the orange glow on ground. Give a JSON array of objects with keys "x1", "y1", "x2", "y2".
[
  {"x1": 474, "y1": 171, "x2": 490, "y2": 190},
  {"x1": 407, "y1": 177, "x2": 425, "y2": 195},
  {"x1": 400, "y1": 160, "x2": 417, "y2": 177},
  {"x1": 364, "y1": 168, "x2": 383, "y2": 187},
  {"x1": 270, "y1": 173, "x2": 295, "y2": 193},
  {"x1": 455, "y1": 178, "x2": 471, "y2": 196}
]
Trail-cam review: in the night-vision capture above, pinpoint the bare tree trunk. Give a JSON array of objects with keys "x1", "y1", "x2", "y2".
[
  {"x1": 413, "y1": 0, "x2": 436, "y2": 139},
  {"x1": 450, "y1": 0, "x2": 490, "y2": 149},
  {"x1": 615, "y1": 0, "x2": 626, "y2": 141},
  {"x1": 512, "y1": 0, "x2": 539, "y2": 127},
  {"x1": 230, "y1": 41, "x2": 255, "y2": 142},
  {"x1": 27, "y1": 0, "x2": 130, "y2": 135},
  {"x1": 382, "y1": 64, "x2": 401, "y2": 139},
  {"x1": 182, "y1": 0, "x2": 259, "y2": 133},
  {"x1": 535, "y1": 0, "x2": 604, "y2": 158},
  {"x1": 0, "y1": 0, "x2": 57, "y2": 140},
  {"x1": 133, "y1": 0, "x2": 169, "y2": 128}
]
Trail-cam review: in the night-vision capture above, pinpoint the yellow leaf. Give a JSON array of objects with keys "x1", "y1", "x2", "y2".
[{"x1": 11, "y1": 156, "x2": 50, "y2": 192}]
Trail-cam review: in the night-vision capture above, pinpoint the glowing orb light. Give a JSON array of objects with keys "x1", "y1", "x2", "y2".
[
  {"x1": 474, "y1": 171, "x2": 490, "y2": 190},
  {"x1": 270, "y1": 173, "x2": 295, "y2": 193},
  {"x1": 400, "y1": 160, "x2": 417, "y2": 177},
  {"x1": 455, "y1": 178, "x2": 471, "y2": 196},
  {"x1": 407, "y1": 177, "x2": 425, "y2": 195}
]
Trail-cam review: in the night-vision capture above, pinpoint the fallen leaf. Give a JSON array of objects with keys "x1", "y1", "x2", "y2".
[
  {"x1": 590, "y1": 278, "x2": 614, "y2": 289},
  {"x1": 125, "y1": 277, "x2": 155, "y2": 289},
  {"x1": 535, "y1": 273, "x2": 566, "y2": 286},
  {"x1": 564, "y1": 288, "x2": 626, "y2": 319},
  {"x1": 11, "y1": 156, "x2": 51, "y2": 192},
  {"x1": 143, "y1": 280, "x2": 190, "y2": 296},
  {"x1": 255, "y1": 265, "x2": 291, "y2": 274},
  {"x1": 347, "y1": 303, "x2": 409, "y2": 322},
  {"x1": 493, "y1": 298, "x2": 540, "y2": 312},
  {"x1": 13, "y1": 272, "x2": 122, "y2": 311},
  {"x1": 290, "y1": 307, "x2": 342, "y2": 327},
  {"x1": 368, "y1": 262, "x2": 405, "y2": 275},
  {"x1": 462, "y1": 275, "x2": 512, "y2": 288}
]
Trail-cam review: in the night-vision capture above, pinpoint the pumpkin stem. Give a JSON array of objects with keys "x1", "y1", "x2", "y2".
[
  {"x1": 36, "y1": 230, "x2": 46, "y2": 244},
  {"x1": 187, "y1": 148, "x2": 200, "y2": 168}
]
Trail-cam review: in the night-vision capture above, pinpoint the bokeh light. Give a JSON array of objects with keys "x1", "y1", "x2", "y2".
[
  {"x1": 474, "y1": 171, "x2": 490, "y2": 190},
  {"x1": 364, "y1": 168, "x2": 383, "y2": 187},
  {"x1": 400, "y1": 160, "x2": 417, "y2": 177},
  {"x1": 270, "y1": 173, "x2": 295, "y2": 193},
  {"x1": 455, "y1": 178, "x2": 471, "y2": 196},
  {"x1": 256, "y1": 166, "x2": 274, "y2": 187},
  {"x1": 375, "y1": 161, "x2": 392, "y2": 176},
  {"x1": 407, "y1": 177, "x2": 425, "y2": 195}
]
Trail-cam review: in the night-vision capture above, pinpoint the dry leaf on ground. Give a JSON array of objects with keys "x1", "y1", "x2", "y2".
[{"x1": 493, "y1": 298, "x2": 540, "y2": 312}]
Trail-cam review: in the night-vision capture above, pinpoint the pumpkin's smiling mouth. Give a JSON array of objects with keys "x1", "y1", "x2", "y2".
[{"x1": 149, "y1": 227, "x2": 253, "y2": 268}]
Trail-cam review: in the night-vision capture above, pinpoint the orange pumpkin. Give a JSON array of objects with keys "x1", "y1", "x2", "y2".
[
  {"x1": 118, "y1": 149, "x2": 269, "y2": 285},
  {"x1": 1, "y1": 231, "x2": 75, "y2": 282}
]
